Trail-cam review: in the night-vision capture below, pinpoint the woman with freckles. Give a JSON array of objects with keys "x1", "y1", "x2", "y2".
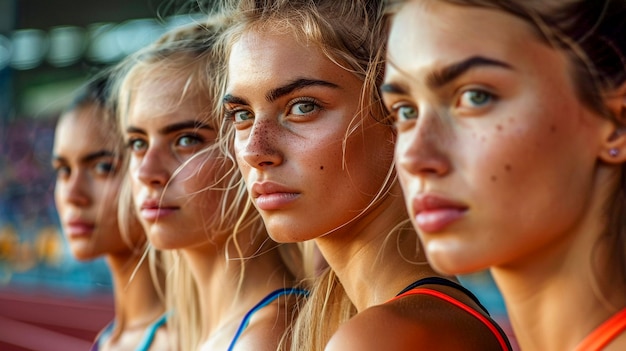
[
  {"x1": 114, "y1": 19, "x2": 306, "y2": 351},
  {"x1": 52, "y1": 76, "x2": 170, "y2": 351},
  {"x1": 383, "y1": 0, "x2": 626, "y2": 350},
  {"x1": 221, "y1": 0, "x2": 512, "y2": 350}
]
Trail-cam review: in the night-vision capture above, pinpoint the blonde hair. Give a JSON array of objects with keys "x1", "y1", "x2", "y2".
[
  {"x1": 113, "y1": 14, "x2": 307, "y2": 350},
  {"x1": 217, "y1": 1, "x2": 391, "y2": 350}
]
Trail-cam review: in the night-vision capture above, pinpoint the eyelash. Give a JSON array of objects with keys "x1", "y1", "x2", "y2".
[
  {"x1": 286, "y1": 97, "x2": 322, "y2": 116},
  {"x1": 224, "y1": 96, "x2": 324, "y2": 124},
  {"x1": 223, "y1": 108, "x2": 253, "y2": 125}
]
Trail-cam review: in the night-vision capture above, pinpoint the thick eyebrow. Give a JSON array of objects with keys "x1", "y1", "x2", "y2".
[
  {"x1": 52, "y1": 150, "x2": 116, "y2": 166},
  {"x1": 222, "y1": 94, "x2": 249, "y2": 106},
  {"x1": 427, "y1": 56, "x2": 513, "y2": 89},
  {"x1": 126, "y1": 120, "x2": 213, "y2": 136},
  {"x1": 380, "y1": 81, "x2": 409, "y2": 95},
  {"x1": 265, "y1": 78, "x2": 339, "y2": 102}
]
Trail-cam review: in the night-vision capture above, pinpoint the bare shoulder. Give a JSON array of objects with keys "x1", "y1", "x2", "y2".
[
  {"x1": 148, "y1": 325, "x2": 172, "y2": 351},
  {"x1": 232, "y1": 301, "x2": 294, "y2": 351},
  {"x1": 325, "y1": 294, "x2": 507, "y2": 351}
]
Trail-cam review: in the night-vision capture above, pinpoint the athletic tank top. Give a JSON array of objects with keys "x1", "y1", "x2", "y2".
[
  {"x1": 574, "y1": 306, "x2": 626, "y2": 351},
  {"x1": 389, "y1": 277, "x2": 512, "y2": 351},
  {"x1": 90, "y1": 312, "x2": 168, "y2": 351},
  {"x1": 227, "y1": 287, "x2": 309, "y2": 351}
]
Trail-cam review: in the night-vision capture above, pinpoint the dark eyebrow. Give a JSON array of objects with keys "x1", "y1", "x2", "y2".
[
  {"x1": 126, "y1": 120, "x2": 213, "y2": 136},
  {"x1": 427, "y1": 56, "x2": 513, "y2": 89},
  {"x1": 160, "y1": 120, "x2": 213, "y2": 134},
  {"x1": 51, "y1": 150, "x2": 116, "y2": 166},
  {"x1": 223, "y1": 94, "x2": 248, "y2": 106},
  {"x1": 380, "y1": 82, "x2": 409, "y2": 95},
  {"x1": 82, "y1": 150, "x2": 116, "y2": 163},
  {"x1": 266, "y1": 78, "x2": 339, "y2": 102}
]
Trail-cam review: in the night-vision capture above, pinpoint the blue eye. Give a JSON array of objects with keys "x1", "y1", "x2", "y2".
[
  {"x1": 54, "y1": 165, "x2": 70, "y2": 179},
  {"x1": 178, "y1": 135, "x2": 202, "y2": 147},
  {"x1": 233, "y1": 110, "x2": 253, "y2": 123},
  {"x1": 289, "y1": 101, "x2": 318, "y2": 115},
  {"x1": 128, "y1": 138, "x2": 147, "y2": 152},
  {"x1": 94, "y1": 161, "x2": 116, "y2": 175},
  {"x1": 459, "y1": 90, "x2": 493, "y2": 108}
]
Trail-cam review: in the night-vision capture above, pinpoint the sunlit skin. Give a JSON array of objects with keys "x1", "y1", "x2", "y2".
[
  {"x1": 225, "y1": 30, "x2": 394, "y2": 243},
  {"x1": 53, "y1": 105, "x2": 138, "y2": 260},
  {"x1": 226, "y1": 27, "x2": 511, "y2": 351},
  {"x1": 383, "y1": 1, "x2": 626, "y2": 350},
  {"x1": 126, "y1": 74, "x2": 223, "y2": 251},
  {"x1": 125, "y1": 62, "x2": 299, "y2": 351},
  {"x1": 53, "y1": 103, "x2": 169, "y2": 351}
]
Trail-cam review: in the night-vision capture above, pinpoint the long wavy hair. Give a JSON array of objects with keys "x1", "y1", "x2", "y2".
[
  {"x1": 215, "y1": 1, "x2": 396, "y2": 350},
  {"x1": 112, "y1": 15, "x2": 305, "y2": 350}
]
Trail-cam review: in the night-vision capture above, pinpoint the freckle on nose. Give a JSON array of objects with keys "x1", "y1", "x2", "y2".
[
  {"x1": 550, "y1": 125, "x2": 557, "y2": 133},
  {"x1": 505, "y1": 164, "x2": 511, "y2": 172},
  {"x1": 491, "y1": 175, "x2": 497, "y2": 182},
  {"x1": 320, "y1": 166, "x2": 324, "y2": 170},
  {"x1": 496, "y1": 125, "x2": 502, "y2": 131}
]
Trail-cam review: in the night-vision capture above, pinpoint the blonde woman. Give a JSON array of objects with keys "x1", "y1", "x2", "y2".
[
  {"x1": 221, "y1": 1, "x2": 512, "y2": 350},
  {"x1": 52, "y1": 76, "x2": 169, "y2": 351},
  {"x1": 114, "y1": 18, "x2": 306, "y2": 351},
  {"x1": 382, "y1": 0, "x2": 626, "y2": 350}
]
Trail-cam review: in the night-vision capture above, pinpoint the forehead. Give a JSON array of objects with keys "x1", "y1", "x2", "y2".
[
  {"x1": 386, "y1": 1, "x2": 540, "y2": 79},
  {"x1": 54, "y1": 107, "x2": 117, "y2": 153},
  {"x1": 226, "y1": 29, "x2": 349, "y2": 90},
  {"x1": 126, "y1": 66, "x2": 210, "y2": 125}
]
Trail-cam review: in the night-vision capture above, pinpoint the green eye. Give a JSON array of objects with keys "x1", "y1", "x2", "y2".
[
  {"x1": 233, "y1": 110, "x2": 253, "y2": 122},
  {"x1": 129, "y1": 138, "x2": 147, "y2": 152},
  {"x1": 178, "y1": 135, "x2": 201, "y2": 147},
  {"x1": 290, "y1": 102, "x2": 317, "y2": 115},
  {"x1": 460, "y1": 90, "x2": 492, "y2": 107},
  {"x1": 397, "y1": 105, "x2": 418, "y2": 120}
]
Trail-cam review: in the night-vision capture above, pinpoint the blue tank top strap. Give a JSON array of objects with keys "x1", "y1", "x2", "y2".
[
  {"x1": 91, "y1": 321, "x2": 115, "y2": 351},
  {"x1": 227, "y1": 288, "x2": 309, "y2": 351},
  {"x1": 395, "y1": 277, "x2": 490, "y2": 315},
  {"x1": 90, "y1": 312, "x2": 169, "y2": 351},
  {"x1": 135, "y1": 312, "x2": 169, "y2": 351}
]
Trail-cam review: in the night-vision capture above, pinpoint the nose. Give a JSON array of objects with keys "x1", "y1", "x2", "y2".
[
  {"x1": 238, "y1": 119, "x2": 283, "y2": 169},
  {"x1": 64, "y1": 170, "x2": 91, "y2": 207},
  {"x1": 134, "y1": 145, "x2": 170, "y2": 188},
  {"x1": 396, "y1": 108, "x2": 452, "y2": 177}
]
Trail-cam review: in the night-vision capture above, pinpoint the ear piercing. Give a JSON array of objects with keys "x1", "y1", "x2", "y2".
[{"x1": 609, "y1": 148, "x2": 619, "y2": 157}]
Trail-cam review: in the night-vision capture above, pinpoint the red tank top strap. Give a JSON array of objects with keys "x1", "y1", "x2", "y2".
[
  {"x1": 574, "y1": 307, "x2": 626, "y2": 351},
  {"x1": 390, "y1": 287, "x2": 510, "y2": 351}
]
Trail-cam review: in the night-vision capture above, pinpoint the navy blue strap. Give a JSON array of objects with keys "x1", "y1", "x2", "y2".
[{"x1": 227, "y1": 288, "x2": 309, "y2": 351}]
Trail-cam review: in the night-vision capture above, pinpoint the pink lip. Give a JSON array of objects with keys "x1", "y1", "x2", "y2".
[
  {"x1": 65, "y1": 219, "x2": 95, "y2": 238},
  {"x1": 412, "y1": 194, "x2": 468, "y2": 233},
  {"x1": 140, "y1": 199, "x2": 179, "y2": 222},
  {"x1": 251, "y1": 182, "x2": 300, "y2": 211}
]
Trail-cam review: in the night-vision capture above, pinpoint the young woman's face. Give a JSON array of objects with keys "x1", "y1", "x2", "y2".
[
  {"x1": 53, "y1": 105, "x2": 134, "y2": 260},
  {"x1": 225, "y1": 30, "x2": 394, "y2": 243},
  {"x1": 125, "y1": 68, "x2": 223, "y2": 250},
  {"x1": 382, "y1": 1, "x2": 610, "y2": 274}
]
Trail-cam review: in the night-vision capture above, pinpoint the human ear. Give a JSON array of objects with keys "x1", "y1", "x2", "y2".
[{"x1": 599, "y1": 81, "x2": 626, "y2": 164}]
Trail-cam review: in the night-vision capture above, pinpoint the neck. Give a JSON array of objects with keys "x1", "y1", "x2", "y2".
[
  {"x1": 315, "y1": 184, "x2": 444, "y2": 312},
  {"x1": 106, "y1": 249, "x2": 165, "y2": 334},
  {"x1": 181, "y1": 226, "x2": 295, "y2": 340},
  {"x1": 491, "y1": 182, "x2": 626, "y2": 351}
]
